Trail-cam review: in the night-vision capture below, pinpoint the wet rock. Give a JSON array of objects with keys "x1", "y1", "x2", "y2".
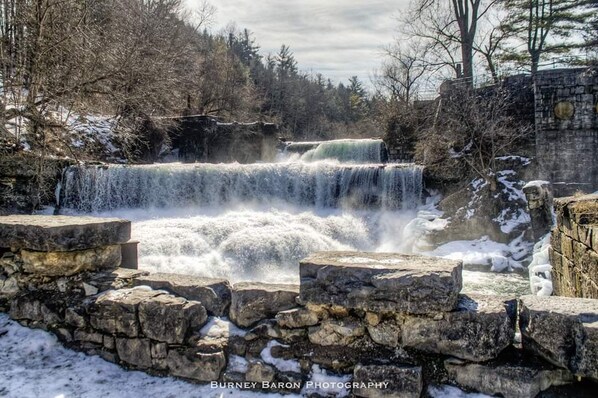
[
  {"x1": 300, "y1": 251, "x2": 462, "y2": 314},
  {"x1": 308, "y1": 318, "x2": 366, "y2": 346},
  {"x1": 353, "y1": 364, "x2": 422, "y2": 398},
  {"x1": 138, "y1": 294, "x2": 207, "y2": 344},
  {"x1": 246, "y1": 360, "x2": 276, "y2": 382},
  {"x1": 367, "y1": 321, "x2": 400, "y2": 347},
  {"x1": 401, "y1": 294, "x2": 515, "y2": 362},
  {"x1": 132, "y1": 273, "x2": 232, "y2": 316},
  {"x1": 519, "y1": 295, "x2": 598, "y2": 379},
  {"x1": 230, "y1": 282, "x2": 299, "y2": 328},
  {"x1": 21, "y1": 245, "x2": 121, "y2": 276},
  {"x1": 276, "y1": 308, "x2": 320, "y2": 329},
  {"x1": 166, "y1": 348, "x2": 226, "y2": 381},
  {"x1": 445, "y1": 358, "x2": 574, "y2": 398},
  {"x1": 0, "y1": 215, "x2": 131, "y2": 251},
  {"x1": 90, "y1": 288, "x2": 163, "y2": 337},
  {"x1": 116, "y1": 338, "x2": 152, "y2": 368}
]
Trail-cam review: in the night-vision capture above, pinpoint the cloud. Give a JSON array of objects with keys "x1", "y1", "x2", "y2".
[{"x1": 185, "y1": 0, "x2": 411, "y2": 87}]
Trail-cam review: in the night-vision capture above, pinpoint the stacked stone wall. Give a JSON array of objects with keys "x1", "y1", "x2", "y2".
[
  {"x1": 1, "y1": 215, "x2": 597, "y2": 397},
  {"x1": 550, "y1": 193, "x2": 598, "y2": 298}
]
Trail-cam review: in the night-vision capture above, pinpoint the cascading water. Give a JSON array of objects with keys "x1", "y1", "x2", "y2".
[
  {"x1": 58, "y1": 138, "x2": 424, "y2": 284},
  {"x1": 282, "y1": 138, "x2": 388, "y2": 163}
]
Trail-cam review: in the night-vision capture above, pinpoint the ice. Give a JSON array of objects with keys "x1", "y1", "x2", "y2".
[{"x1": 528, "y1": 234, "x2": 553, "y2": 296}]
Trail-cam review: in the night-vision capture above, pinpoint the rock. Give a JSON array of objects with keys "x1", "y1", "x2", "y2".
[
  {"x1": 308, "y1": 318, "x2": 366, "y2": 346},
  {"x1": 300, "y1": 251, "x2": 462, "y2": 314},
  {"x1": 138, "y1": 294, "x2": 207, "y2": 344},
  {"x1": 88, "y1": 268, "x2": 150, "y2": 292},
  {"x1": 20, "y1": 245, "x2": 121, "y2": 277},
  {"x1": 0, "y1": 275, "x2": 18, "y2": 296},
  {"x1": 353, "y1": 364, "x2": 422, "y2": 398},
  {"x1": 9, "y1": 295, "x2": 61, "y2": 324},
  {"x1": 90, "y1": 288, "x2": 163, "y2": 337},
  {"x1": 116, "y1": 338, "x2": 152, "y2": 368},
  {"x1": 0, "y1": 215, "x2": 130, "y2": 251},
  {"x1": 276, "y1": 308, "x2": 320, "y2": 329},
  {"x1": 246, "y1": 360, "x2": 276, "y2": 383},
  {"x1": 519, "y1": 295, "x2": 598, "y2": 379},
  {"x1": 367, "y1": 321, "x2": 400, "y2": 347},
  {"x1": 151, "y1": 342, "x2": 168, "y2": 359},
  {"x1": 74, "y1": 330, "x2": 104, "y2": 344},
  {"x1": 132, "y1": 273, "x2": 232, "y2": 316},
  {"x1": 401, "y1": 294, "x2": 515, "y2": 362},
  {"x1": 82, "y1": 283, "x2": 99, "y2": 296},
  {"x1": 230, "y1": 282, "x2": 299, "y2": 328},
  {"x1": 445, "y1": 358, "x2": 574, "y2": 398},
  {"x1": 166, "y1": 348, "x2": 226, "y2": 381},
  {"x1": 65, "y1": 307, "x2": 86, "y2": 328}
]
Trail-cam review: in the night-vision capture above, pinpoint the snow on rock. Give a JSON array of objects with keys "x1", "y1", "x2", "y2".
[
  {"x1": 528, "y1": 234, "x2": 553, "y2": 296},
  {"x1": 260, "y1": 340, "x2": 301, "y2": 373},
  {"x1": 0, "y1": 314, "x2": 287, "y2": 398},
  {"x1": 199, "y1": 316, "x2": 246, "y2": 339},
  {"x1": 523, "y1": 180, "x2": 551, "y2": 190},
  {"x1": 301, "y1": 365, "x2": 352, "y2": 397}
]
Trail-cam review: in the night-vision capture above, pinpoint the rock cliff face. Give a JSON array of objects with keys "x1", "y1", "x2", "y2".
[{"x1": 1, "y1": 215, "x2": 597, "y2": 397}]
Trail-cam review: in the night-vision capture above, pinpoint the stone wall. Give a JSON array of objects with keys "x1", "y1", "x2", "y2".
[
  {"x1": 166, "y1": 116, "x2": 279, "y2": 163},
  {"x1": 534, "y1": 68, "x2": 598, "y2": 197},
  {"x1": 1, "y1": 215, "x2": 597, "y2": 397},
  {"x1": 550, "y1": 193, "x2": 598, "y2": 298}
]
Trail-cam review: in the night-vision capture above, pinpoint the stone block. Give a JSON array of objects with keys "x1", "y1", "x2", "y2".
[
  {"x1": 120, "y1": 240, "x2": 139, "y2": 269},
  {"x1": 132, "y1": 273, "x2": 231, "y2": 316},
  {"x1": 401, "y1": 295, "x2": 515, "y2": 362},
  {"x1": 74, "y1": 330, "x2": 104, "y2": 344},
  {"x1": 166, "y1": 348, "x2": 226, "y2": 381},
  {"x1": 275, "y1": 308, "x2": 320, "y2": 329},
  {"x1": 519, "y1": 295, "x2": 598, "y2": 380},
  {"x1": 246, "y1": 360, "x2": 276, "y2": 383},
  {"x1": 353, "y1": 364, "x2": 422, "y2": 398},
  {"x1": 116, "y1": 338, "x2": 152, "y2": 368},
  {"x1": 300, "y1": 251, "x2": 462, "y2": 314},
  {"x1": 138, "y1": 294, "x2": 207, "y2": 344},
  {"x1": 445, "y1": 358, "x2": 574, "y2": 398},
  {"x1": 90, "y1": 287, "x2": 163, "y2": 337},
  {"x1": 367, "y1": 321, "x2": 400, "y2": 347},
  {"x1": 0, "y1": 215, "x2": 130, "y2": 251},
  {"x1": 229, "y1": 282, "x2": 299, "y2": 328},
  {"x1": 21, "y1": 245, "x2": 121, "y2": 276},
  {"x1": 308, "y1": 318, "x2": 366, "y2": 346}
]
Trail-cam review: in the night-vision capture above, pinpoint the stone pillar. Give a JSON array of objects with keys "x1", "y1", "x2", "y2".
[{"x1": 523, "y1": 180, "x2": 554, "y2": 240}]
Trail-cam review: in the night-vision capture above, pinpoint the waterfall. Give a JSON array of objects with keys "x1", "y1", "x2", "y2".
[
  {"x1": 282, "y1": 139, "x2": 388, "y2": 163},
  {"x1": 60, "y1": 162, "x2": 423, "y2": 212}
]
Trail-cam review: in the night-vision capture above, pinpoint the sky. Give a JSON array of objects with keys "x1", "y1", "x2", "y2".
[{"x1": 186, "y1": 0, "x2": 412, "y2": 87}]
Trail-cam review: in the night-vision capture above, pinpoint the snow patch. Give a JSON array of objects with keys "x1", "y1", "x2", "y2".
[
  {"x1": 260, "y1": 340, "x2": 301, "y2": 373},
  {"x1": 301, "y1": 365, "x2": 352, "y2": 397}
]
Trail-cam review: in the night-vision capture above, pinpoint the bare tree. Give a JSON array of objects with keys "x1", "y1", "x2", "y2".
[{"x1": 377, "y1": 42, "x2": 430, "y2": 104}]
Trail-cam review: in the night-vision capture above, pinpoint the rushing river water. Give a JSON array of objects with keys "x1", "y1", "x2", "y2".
[{"x1": 57, "y1": 138, "x2": 528, "y2": 292}]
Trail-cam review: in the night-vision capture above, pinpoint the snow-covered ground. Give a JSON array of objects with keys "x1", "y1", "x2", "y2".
[{"x1": 0, "y1": 314, "x2": 490, "y2": 398}]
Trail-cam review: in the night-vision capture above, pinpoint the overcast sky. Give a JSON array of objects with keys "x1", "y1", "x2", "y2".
[{"x1": 186, "y1": 0, "x2": 411, "y2": 87}]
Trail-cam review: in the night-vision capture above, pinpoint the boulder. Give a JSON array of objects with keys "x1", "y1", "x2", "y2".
[
  {"x1": 138, "y1": 294, "x2": 207, "y2": 344},
  {"x1": 401, "y1": 295, "x2": 515, "y2": 362},
  {"x1": 519, "y1": 295, "x2": 598, "y2": 379},
  {"x1": 300, "y1": 251, "x2": 462, "y2": 314},
  {"x1": 308, "y1": 318, "x2": 366, "y2": 346},
  {"x1": 166, "y1": 348, "x2": 226, "y2": 381},
  {"x1": 132, "y1": 273, "x2": 231, "y2": 316},
  {"x1": 116, "y1": 338, "x2": 152, "y2": 368},
  {"x1": 246, "y1": 360, "x2": 276, "y2": 383},
  {"x1": 367, "y1": 321, "x2": 400, "y2": 347},
  {"x1": 229, "y1": 282, "x2": 299, "y2": 328},
  {"x1": 21, "y1": 245, "x2": 121, "y2": 276},
  {"x1": 353, "y1": 364, "x2": 422, "y2": 398},
  {"x1": 445, "y1": 358, "x2": 574, "y2": 398},
  {"x1": 90, "y1": 288, "x2": 163, "y2": 337},
  {"x1": 0, "y1": 215, "x2": 130, "y2": 251}
]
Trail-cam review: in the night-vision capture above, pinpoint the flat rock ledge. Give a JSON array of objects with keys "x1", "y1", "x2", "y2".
[
  {"x1": 132, "y1": 273, "x2": 231, "y2": 316},
  {"x1": 519, "y1": 295, "x2": 598, "y2": 380},
  {"x1": 300, "y1": 251, "x2": 462, "y2": 314},
  {"x1": 229, "y1": 282, "x2": 299, "y2": 328},
  {"x1": 0, "y1": 215, "x2": 131, "y2": 252}
]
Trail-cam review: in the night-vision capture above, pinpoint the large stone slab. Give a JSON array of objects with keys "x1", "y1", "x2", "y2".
[
  {"x1": 353, "y1": 364, "x2": 422, "y2": 398},
  {"x1": 401, "y1": 294, "x2": 515, "y2": 362},
  {"x1": 0, "y1": 215, "x2": 131, "y2": 251},
  {"x1": 229, "y1": 282, "x2": 299, "y2": 328},
  {"x1": 21, "y1": 245, "x2": 121, "y2": 276},
  {"x1": 132, "y1": 273, "x2": 231, "y2": 316},
  {"x1": 519, "y1": 295, "x2": 598, "y2": 380},
  {"x1": 445, "y1": 358, "x2": 573, "y2": 398},
  {"x1": 300, "y1": 251, "x2": 462, "y2": 314}
]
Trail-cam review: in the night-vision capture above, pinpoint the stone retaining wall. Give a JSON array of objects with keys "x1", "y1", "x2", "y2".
[
  {"x1": 1, "y1": 215, "x2": 598, "y2": 397},
  {"x1": 550, "y1": 193, "x2": 598, "y2": 298}
]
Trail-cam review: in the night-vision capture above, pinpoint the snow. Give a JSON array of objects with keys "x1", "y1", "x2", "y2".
[
  {"x1": 0, "y1": 314, "x2": 288, "y2": 398},
  {"x1": 528, "y1": 234, "x2": 553, "y2": 296},
  {"x1": 301, "y1": 365, "x2": 351, "y2": 397},
  {"x1": 260, "y1": 340, "x2": 301, "y2": 373},
  {"x1": 523, "y1": 180, "x2": 550, "y2": 189},
  {"x1": 200, "y1": 316, "x2": 246, "y2": 339},
  {"x1": 429, "y1": 385, "x2": 492, "y2": 398},
  {"x1": 495, "y1": 155, "x2": 531, "y2": 166}
]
